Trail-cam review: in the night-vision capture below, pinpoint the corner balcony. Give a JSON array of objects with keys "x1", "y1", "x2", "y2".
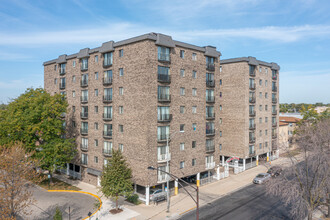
[
  {"x1": 81, "y1": 64, "x2": 88, "y2": 72},
  {"x1": 102, "y1": 148, "x2": 112, "y2": 157},
  {"x1": 206, "y1": 96, "x2": 215, "y2": 103},
  {"x1": 272, "y1": 134, "x2": 277, "y2": 139},
  {"x1": 272, "y1": 75, "x2": 277, "y2": 80},
  {"x1": 272, "y1": 141, "x2": 278, "y2": 150},
  {"x1": 158, "y1": 53, "x2": 171, "y2": 63},
  {"x1": 59, "y1": 83, "x2": 66, "y2": 90},
  {"x1": 272, "y1": 86, "x2": 277, "y2": 92},
  {"x1": 80, "y1": 144, "x2": 88, "y2": 152},
  {"x1": 249, "y1": 151, "x2": 256, "y2": 157},
  {"x1": 272, "y1": 98, "x2": 277, "y2": 104},
  {"x1": 80, "y1": 112, "x2": 88, "y2": 119},
  {"x1": 103, "y1": 60, "x2": 112, "y2": 68},
  {"x1": 249, "y1": 70, "x2": 256, "y2": 77},
  {"x1": 249, "y1": 97, "x2": 256, "y2": 103},
  {"x1": 205, "y1": 145, "x2": 215, "y2": 153},
  {"x1": 206, "y1": 129, "x2": 215, "y2": 136},
  {"x1": 158, "y1": 174, "x2": 170, "y2": 183},
  {"x1": 158, "y1": 74, "x2": 171, "y2": 83},
  {"x1": 81, "y1": 80, "x2": 88, "y2": 87},
  {"x1": 206, "y1": 113, "x2": 215, "y2": 120},
  {"x1": 157, "y1": 134, "x2": 169, "y2": 143},
  {"x1": 59, "y1": 69, "x2": 66, "y2": 75},
  {"x1": 80, "y1": 128, "x2": 88, "y2": 135},
  {"x1": 103, "y1": 113, "x2": 112, "y2": 121},
  {"x1": 206, "y1": 63, "x2": 215, "y2": 71},
  {"x1": 103, "y1": 95, "x2": 112, "y2": 103},
  {"x1": 206, "y1": 80, "x2": 215, "y2": 87},
  {"x1": 205, "y1": 162, "x2": 215, "y2": 170},
  {"x1": 103, "y1": 130, "x2": 112, "y2": 139},
  {"x1": 272, "y1": 110, "x2": 277, "y2": 115},
  {"x1": 249, "y1": 137, "x2": 255, "y2": 143},
  {"x1": 157, "y1": 153, "x2": 171, "y2": 163},
  {"x1": 157, "y1": 114, "x2": 172, "y2": 123},
  {"x1": 249, "y1": 110, "x2": 256, "y2": 117},
  {"x1": 249, "y1": 124, "x2": 256, "y2": 130},
  {"x1": 249, "y1": 83, "x2": 256, "y2": 90},
  {"x1": 272, "y1": 122, "x2": 277, "y2": 127},
  {"x1": 103, "y1": 77, "x2": 113, "y2": 86},
  {"x1": 81, "y1": 96, "x2": 88, "y2": 104},
  {"x1": 158, "y1": 94, "x2": 171, "y2": 103}
]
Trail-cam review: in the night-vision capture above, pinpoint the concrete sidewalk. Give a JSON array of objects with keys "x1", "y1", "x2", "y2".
[{"x1": 53, "y1": 157, "x2": 287, "y2": 220}]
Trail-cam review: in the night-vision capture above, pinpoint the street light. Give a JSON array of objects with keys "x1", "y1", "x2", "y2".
[{"x1": 147, "y1": 166, "x2": 199, "y2": 220}]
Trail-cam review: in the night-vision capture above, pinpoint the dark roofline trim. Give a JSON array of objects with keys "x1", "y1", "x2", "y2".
[{"x1": 221, "y1": 56, "x2": 280, "y2": 70}]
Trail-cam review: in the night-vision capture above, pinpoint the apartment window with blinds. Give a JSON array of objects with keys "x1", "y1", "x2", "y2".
[{"x1": 157, "y1": 126, "x2": 169, "y2": 141}]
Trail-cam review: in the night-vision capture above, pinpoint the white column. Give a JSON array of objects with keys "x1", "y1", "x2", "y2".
[
  {"x1": 243, "y1": 159, "x2": 246, "y2": 171},
  {"x1": 196, "y1": 173, "x2": 200, "y2": 187},
  {"x1": 66, "y1": 163, "x2": 69, "y2": 175},
  {"x1": 174, "y1": 179, "x2": 178, "y2": 195},
  {"x1": 256, "y1": 155, "x2": 259, "y2": 166},
  {"x1": 267, "y1": 152, "x2": 270, "y2": 162},
  {"x1": 222, "y1": 156, "x2": 225, "y2": 166},
  {"x1": 217, "y1": 166, "x2": 220, "y2": 180},
  {"x1": 134, "y1": 183, "x2": 137, "y2": 194},
  {"x1": 146, "y1": 185, "x2": 150, "y2": 205},
  {"x1": 276, "y1": 150, "x2": 279, "y2": 158}
]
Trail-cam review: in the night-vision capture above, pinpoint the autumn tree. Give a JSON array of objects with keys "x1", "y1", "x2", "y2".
[
  {"x1": 0, "y1": 142, "x2": 41, "y2": 219},
  {"x1": 0, "y1": 88, "x2": 76, "y2": 180},
  {"x1": 266, "y1": 118, "x2": 330, "y2": 220},
  {"x1": 100, "y1": 150, "x2": 133, "y2": 210}
]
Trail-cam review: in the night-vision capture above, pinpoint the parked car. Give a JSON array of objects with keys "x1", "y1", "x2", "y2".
[
  {"x1": 267, "y1": 166, "x2": 282, "y2": 177},
  {"x1": 253, "y1": 173, "x2": 271, "y2": 184},
  {"x1": 149, "y1": 189, "x2": 167, "y2": 201}
]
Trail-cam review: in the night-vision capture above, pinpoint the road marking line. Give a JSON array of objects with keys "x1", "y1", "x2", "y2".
[{"x1": 179, "y1": 206, "x2": 196, "y2": 215}]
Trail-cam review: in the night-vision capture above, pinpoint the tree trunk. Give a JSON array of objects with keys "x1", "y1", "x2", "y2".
[
  {"x1": 116, "y1": 195, "x2": 118, "y2": 210},
  {"x1": 308, "y1": 211, "x2": 313, "y2": 220}
]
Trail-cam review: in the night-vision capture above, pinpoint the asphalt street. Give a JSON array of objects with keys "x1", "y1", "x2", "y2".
[{"x1": 179, "y1": 183, "x2": 291, "y2": 220}]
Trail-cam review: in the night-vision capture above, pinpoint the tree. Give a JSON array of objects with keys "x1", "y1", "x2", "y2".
[
  {"x1": 0, "y1": 88, "x2": 76, "y2": 180},
  {"x1": 266, "y1": 119, "x2": 330, "y2": 220},
  {"x1": 100, "y1": 150, "x2": 133, "y2": 210},
  {"x1": 0, "y1": 142, "x2": 41, "y2": 219},
  {"x1": 53, "y1": 207, "x2": 62, "y2": 220}
]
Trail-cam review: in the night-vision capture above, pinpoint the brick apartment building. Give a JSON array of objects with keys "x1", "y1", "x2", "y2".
[{"x1": 44, "y1": 33, "x2": 279, "y2": 203}]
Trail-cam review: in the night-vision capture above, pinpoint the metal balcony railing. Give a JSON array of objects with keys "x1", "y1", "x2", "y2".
[
  {"x1": 80, "y1": 112, "x2": 88, "y2": 119},
  {"x1": 158, "y1": 74, "x2": 171, "y2": 83},
  {"x1": 60, "y1": 68, "x2": 65, "y2": 75},
  {"x1": 272, "y1": 122, "x2": 277, "y2": 127},
  {"x1": 206, "y1": 80, "x2": 215, "y2": 87},
  {"x1": 157, "y1": 134, "x2": 169, "y2": 142},
  {"x1": 158, "y1": 94, "x2": 171, "y2": 102},
  {"x1": 157, "y1": 114, "x2": 172, "y2": 122},
  {"x1": 103, "y1": 95, "x2": 112, "y2": 103},
  {"x1": 103, "y1": 113, "x2": 112, "y2": 121},
  {"x1": 249, "y1": 83, "x2": 256, "y2": 90},
  {"x1": 249, "y1": 110, "x2": 256, "y2": 117},
  {"x1": 81, "y1": 79, "x2": 88, "y2": 87},
  {"x1": 80, "y1": 144, "x2": 88, "y2": 151},
  {"x1": 206, "y1": 162, "x2": 215, "y2": 170},
  {"x1": 103, "y1": 77, "x2": 112, "y2": 85},
  {"x1": 103, "y1": 130, "x2": 112, "y2": 139},
  {"x1": 205, "y1": 145, "x2": 215, "y2": 153},
  {"x1": 249, "y1": 124, "x2": 256, "y2": 130},
  {"x1": 80, "y1": 128, "x2": 88, "y2": 135},
  {"x1": 206, "y1": 129, "x2": 215, "y2": 136},
  {"x1": 272, "y1": 86, "x2": 277, "y2": 92},
  {"x1": 158, "y1": 53, "x2": 170, "y2": 62},
  {"x1": 249, "y1": 97, "x2": 256, "y2": 103},
  {"x1": 59, "y1": 82, "x2": 66, "y2": 90},
  {"x1": 206, "y1": 63, "x2": 215, "y2": 71},
  {"x1": 81, "y1": 96, "x2": 88, "y2": 103},
  {"x1": 206, "y1": 113, "x2": 215, "y2": 120},
  {"x1": 157, "y1": 153, "x2": 171, "y2": 162},
  {"x1": 272, "y1": 98, "x2": 277, "y2": 103},
  {"x1": 206, "y1": 96, "x2": 215, "y2": 103},
  {"x1": 249, "y1": 137, "x2": 255, "y2": 143}
]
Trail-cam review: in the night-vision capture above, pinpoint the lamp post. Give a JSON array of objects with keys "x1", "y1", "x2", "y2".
[{"x1": 148, "y1": 166, "x2": 199, "y2": 220}]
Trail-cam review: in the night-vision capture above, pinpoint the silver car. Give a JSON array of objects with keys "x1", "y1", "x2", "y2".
[
  {"x1": 149, "y1": 189, "x2": 167, "y2": 201},
  {"x1": 253, "y1": 173, "x2": 271, "y2": 184}
]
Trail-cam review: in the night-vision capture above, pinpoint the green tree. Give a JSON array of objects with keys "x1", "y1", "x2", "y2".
[
  {"x1": 0, "y1": 88, "x2": 76, "y2": 180},
  {"x1": 100, "y1": 150, "x2": 133, "y2": 210},
  {"x1": 53, "y1": 207, "x2": 62, "y2": 220},
  {"x1": 300, "y1": 105, "x2": 318, "y2": 122}
]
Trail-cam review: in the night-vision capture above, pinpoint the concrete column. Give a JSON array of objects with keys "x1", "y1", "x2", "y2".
[
  {"x1": 276, "y1": 150, "x2": 279, "y2": 158},
  {"x1": 243, "y1": 159, "x2": 246, "y2": 171},
  {"x1": 134, "y1": 183, "x2": 137, "y2": 194},
  {"x1": 267, "y1": 152, "x2": 269, "y2": 162},
  {"x1": 174, "y1": 179, "x2": 178, "y2": 195},
  {"x1": 146, "y1": 185, "x2": 150, "y2": 206},
  {"x1": 196, "y1": 173, "x2": 200, "y2": 187},
  {"x1": 162, "y1": 183, "x2": 165, "y2": 191},
  {"x1": 256, "y1": 155, "x2": 259, "y2": 166},
  {"x1": 208, "y1": 170, "x2": 211, "y2": 182},
  {"x1": 222, "y1": 156, "x2": 225, "y2": 166},
  {"x1": 66, "y1": 163, "x2": 69, "y2": 175},
  {"x1": 217, "y1": 166, "x2": 220, "y2": 180}
]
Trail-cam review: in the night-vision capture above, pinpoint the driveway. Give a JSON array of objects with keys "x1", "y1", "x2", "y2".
[{"x1": 19, "y1": 185, "x2": 97, "y2": 220}]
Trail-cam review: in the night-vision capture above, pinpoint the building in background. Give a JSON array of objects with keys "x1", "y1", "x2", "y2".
[
  {"x1": 279, "y1": 121, "x2": 289, "y2": 150},
  {"x1": 279, "y1": 116, "x2": 301, "y2": 144}
]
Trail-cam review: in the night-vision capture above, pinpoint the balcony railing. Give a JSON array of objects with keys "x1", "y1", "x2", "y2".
[
  {"x1": 249, "y1": 137, "x2": 255, "y2": 143},
  {"x1": 206, "y1": 113, "x2": 215, "y2": 120},
  {"x1": 206, "y1": 63, "x2": 215, "y2": 71},
  {"x1": 103, "y1": 148, "x2": 112, "y2": 157},
  {"x1": 80, "y1": 144, "x2": 88, "y2": 152},
  {"x1": 103, "y1": 130, "x2": 112, "y2": 139},
  {"x1": 81, "y1": 159, "x2": 88, "y2": 166},
  {"x1": 60, "y1": 68, "x2": 65, "y2": 75},
  {"x1": 81, "y1": 63, "x2": 88, "y2": 71},
  {"x1": 158, "y1": 94, "x2": 171, "y2": 102},
  {"x1": 157, "y1": 153, "x2": 171, "y2": 162},
  {"x1": 103, "y1": 113, "x2": 112, "y2": 121},
  {"x1": 103, "y1": 78, "x2": 112, "y2": 86},
  {"x1": 272, "y1": 98, "x2": 277, "y2": 104},
  {"x1": 249, "y1": 70, "x2": 256, "y2": 77},
  {"x1": 206, "y1": 96, "x2": 215, "y2": 103},
  {"x1": 249, "y1": 97, "x2": 256, "y2": 103},
  {"x1": 249, "y1": 151, "x2": 256, "y2": 157},
  {"x1": 249, "y1": 83, "x2": 256, "y2": 90},
  {"x1": 81, "y1": 96, "x2": 88, "y2": 103},
  {"x1": 272, "y1": 141, "x2": 278, "y2": 150},
  {"x1": 103, "y1": 60, "x2": 112, "y2": 68},
  {"x1": 249, "y1": 110, "x2": 256, "y2": 117},
  {"x1": 59, "y1": 82, "x2": 66, "y2": 90},
  {"x1": 158, "y1": 53, "x2": 170, "y2": 62},
  {"x1": 158, "y1": 74, "x2": 171, "y2": 83},
  {"x1": 158, "y1": 174, "x2": 170, "y2": 183},
  {"x1": 249, "y1": 124, "x2": 256, "y2": 130},
  {"x1": 272, "y1": 86, "x2": 277, "y2": 92},
  {"x1": 272, "y1": 134, "x2": 277, "y2": 139},
  {"x1": 80, "y1": 112, "x2": 88, "y2": 119},
  {"x1": 206, "y1": 129, "x2": 215, "y2": 136},
  {"x1": 206, "y1": 80, "x2": 215, "y2": 87},
  {"x1": 205, "y1": 145, "x2": 215, "y2": 153},
  {"x1": 272, "y1": 75, "x2": 277, "y2": 80},
  {"x1": 103, "y1": 95, "x2": 112, "y2": 103},
  {"x1": 206, "y1": 162, "x2": 215, "y2": 170},
  {"x1": 80, "y1": 128, "x2": 88, "y2": 135},
  {"x1": 272, "y1": 110, "x2": 277, "y2": 115},
  {"x1": 272, "y1": 122, "x2": 277, "y2": 127},
  {"x1": 81, "y1": 79, "x2": 88, "y2": 87},
  {"x1": 158, "y1": 114, "x2": 172, "y2": 122},
  {"x1": 157, "y1": 134, "x2": 169, "y2": 142}
]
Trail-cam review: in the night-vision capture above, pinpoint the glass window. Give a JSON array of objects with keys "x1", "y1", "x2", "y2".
[
  {"x1": 119, "y1": 125, "x2": 123, "y2": 133},
  {"x1": 158, "y1": 46, "x2": 170, "y2": 61},
  {"x1": 95, "y1": 72, "x2": 98, "y2": 80},
  {"x1": 119, "y1": 68, "x2": 124, "y2": 76},
  {"x1": 180, "y1": 161, "x2": 185, "y2": 169},
  {"x1": 180, "y1": 143, "x2": 185, "y2": 151},
  {"x1": 180, "y1": 124, "x2": 185, "y2": 132},
  {"x1": 180, "y1": 87, "x2": 185, "y2": 96},
  {"x1": 95, "y1": 89, "x2": 98, "y2": 96},
  {"x1": 95, "y1": 55, "x2": 98, "y2": 63},
  {"x1": 73, "y1": 61, "x2": 76, "y2": 67},
  {"x1": 103, "y1": 52, "x2": 113, "y2": 66},
  {"x1": 192, "y1": 159, "x2": 196, "y2": 166},
  {"x1": 95, "y1": 139, "x2": 98, "y2": 147},
  {"x1": 180, "y1": 50, "x2": 185, "y2": 58},
  {"x1": 180, "y1": 69, "x2": 185, "y2": 77},
  {"x1": 72, "y1": 91, "x2": 75, "y2": 97},
  {"x1": 94, "y1": 106, "x2": 98, "y2": 113},
  {"x1": 72, "y1": 75, "x2": 76, "y2": 82},
  {"x1": 192, "y1": 88, "x2": 197, "y2": 96},
  {"x1": 119, "y1": 87, "x2": 124, "y2": 95},
  {"x1": 192, "y1": 141, "x2": 196, "y2": 148},
  {"x1": 180, "y1": 106, "x2": 185, "y2": 113},
  {"x1": 119, "y1": 49, "x2": 123, "y2": 57},
  {"x1": 119, "y1": 144, "x2": 124, "y2": 152},
  {"x1": 94, "y1": 122, "x2": 98, "y2": 130},
  {"x1": 192, "y1": 53, "x2": 197, "y2": 61},
  {"x1": 119, "y1": 106, "x2": 124, "y2": 114},
  {"x1": 192, "y1": 70, "x2": 197, "y2": 78},
  {"x1": 192, "y1": 106, "x2": 197, "y2": 114},
  {"x1": 192, "y1": 123, "x2": 196, "y2": 131}
]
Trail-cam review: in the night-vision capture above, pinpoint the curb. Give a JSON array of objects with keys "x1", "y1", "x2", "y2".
[{"x1": 48, "y1": 190, "x2": 102, "y2": 220}]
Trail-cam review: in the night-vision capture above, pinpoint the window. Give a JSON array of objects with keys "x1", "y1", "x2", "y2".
[
  {"x1": 104, "y1": 124, "x2": 112, "y2": 137},
  {"x1": 220, "y1": 92, "x2": 222, "y2": 97},
  {"x1": 72, "y1": 121, "x2": 76, "y2": 127},
  {"x1": 119, "y1": 49, "x2": 123, "y2": 57},
  {"x1": 259, "y1": 79, "x2": 262, "y2": 86},
  {"x1": 192, "y1": 159, "x2": 196, "y2": 166},
  {"x1": 103, "y1": 52, "x2": 113, "y2": 66},
  {"x1": 158, "y1": 46, "x2": 170, "y2": 61},
  {"x1": 72, "y1": 91, "x2": 75, "y2": 97},
  {"x1": 220, "y1": 66, "x2": 222, "y2": 72},
  {"x1": 180, "y1": 161, "x2": 185, "y2": 169},
  {"x1": 259, "y1": 105, "x2": 262, "y2": 111},
  {"x1": 104, "y1": 88, "x2": 112, "y2": 101},
  {"x1": 289, "y1": 123, "x2": 293, "y2": 127},
  {"x1": 265, "y1": 105, "x2": 268, "y2": 111},
  {"x1": 192, "y1": 106, "x2": 197, "y2": 114},
  {"x1": 81, "y1": 138, "x2": 88, "y2": 149},
  {"x1": 259, "y1": 67, "x2": 262, "y2": 72},
  {"x1": 219, "y1": 144, "x2": 222, "y2": 150},
  {"x1": 259, "y1": 117, "x2": 262, "y2": 123},
  {"x1": 119, "y1": 125, "x2": 124, "y2": 133},
  {"x1": 180, "y1": 87, "x2": 185, "y2": 96},
  {"x1": 219, "y1": 131, "x2": 222, "y2": 137},
  {"x1": 54, "y1": 78, "x2": 57, "y2": 85},
  {"x1": 73, "y1": 61, "x2": 76, "y2": 67},
  {"x1": 104, "y1": 106, "x2": 112, "y2": 119},
  {"x1": 95, "y1": 139, "x2": 98, "y2": 147},
  {"x1": 119, "y1": 106, "x2": 124, "y2": 114},
  {"x1": 81, "y1": 153, "x2": 88, "y2": 165},
  {"x1": 259, "y1": 143, "x2": 262, "y2": 149},
  {"x1": 180, "y1": 69, "x2": 185, "y2": 77},
  {"x1": 220, "y1": 105, "x2": 222, "y2": 111},
  {"x1": 265, "y1": 142, "x2": 268, "y2": 148},
  {"x1": 265, "y1": 80, "x2": 268, "y2": 87},
  {"x1": 206, "y1": 106, "x2": 214, "y2": 118},
  {"x1": 206, "y1": 89, "x2": 214, "y2": 101},
  {"x1": 94, "y1": 122, "x2": 98, "y2": 130},
  {"x1": 72, "y1": 75, "x2": 76, "y2": 82},
  {"x1": 219, "y1": 118, "x2": 222, "y2": 124},
  {"x1": 94, "y1": 106, "x2": 98, "y2": 113},
  {"x1": 220, "y1": 79, "x2": 222, "y2": 85},
  {"x1": 119, "y1": 87, "x2": 124, "y2": 95},
  {"x1": 119, "y1": 144, "x2": 123, "y2": 152},
  {"x1": 94, "y1": 156, "x2": 98, "y2": 163},
  {"x1": 81, "y1": 90, "x2": 88, "y2": 102},
  {"x1": 119, "y1": 68, "x2": 124, "y2": 76},
  {"x1": 259, "y1": 92, "x2": 262, "y2": 98},
  {"x1": 180, "y1": 106, "x2": 185, "y2": 113},
  {"x1": 180, "y1": 124, "x2": 185, "y2": 132},
  {"x1": 265, "y1": 117, "x2": 268, "y2": 123},
  {"x1": 259, "y1": 130, "x2": 262, "y2": 136},
  {"x1": 206, "y1": 121, "x2": 214, "y2": 135},
  {"x1": 265, "y1": 130, "x2": 268, "y2": 136},
  {"x1": 95, "y1": 72, "x2": 98, "y2": 80},
  {"x1": 95, "y1": 89, "x2": 98, "y2": 96},
  {"x1": 192, "y1": 88, "x2": 197, "y2": 96},
  {"x1": 180, "y1": 50, "x2": 185, "y2": 58},
  {"x1": 60, "y1": 77, "x2": 66, "y2": 89},
  {"x1": 104, "y1": 159, "x2": 108, "y2": 166},
  {"x1": 192, "y1": 53, "x2": 197, "y2": 61},
  {"x1": 81, "y1": 106, "x2": 88, "y2": 119},
  {"x1": 81, "y1": 58, "x2": 88, "y2": 70},
  {"x1": 192, "y1": 123, "x2": 196, "y2": 131},
  {"x1": 265, "y1": 68, "x2": 268, "y2": 74},
  {"x1": 180, "y1": 143, "x2": 185, "y2": 151},
  {"x1": 192, "y1": 70, "x2": 197, "y2": 78},
  {"x1": 104, "y1": 141, "x2": 112, "y2": 155},
  {"x1": 265, "y1": 92, "x2": 268, "y2": 99},
  {"x1": 95, "y1": 55, "x2": 98, "y2": 63},
  {"x1": 81, "y1": 73, "x2": 88, "y2": 86},
  {"x1": 72, "y1": 106, "x2": 75, "y2": 112},
  {"x1": 54, "y1": 64, "x2": 57, "y2": 71},
  {"x1": 192, "y1": 141, "x2": 196, "y2": 148},
  {"x1": 157, "y1": 126, "x2": 169, "y2": 141}
]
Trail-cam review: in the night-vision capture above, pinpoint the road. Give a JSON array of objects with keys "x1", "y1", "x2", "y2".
[{"x1": 179, "y1": 183, "x2": 291, "y2": 220}]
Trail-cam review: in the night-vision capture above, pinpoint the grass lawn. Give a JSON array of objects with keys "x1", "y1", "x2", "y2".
[
  {"x1": 37, "y1": 174, "x2": 81, "y2": 191},
  {"x1": 280, "y1": 148, "x2": 301, "y2": 157}
]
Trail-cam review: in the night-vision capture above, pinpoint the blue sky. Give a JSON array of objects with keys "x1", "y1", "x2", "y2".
[{"x1": 0, "y1": 0, "x2": 330, "y2": 104}]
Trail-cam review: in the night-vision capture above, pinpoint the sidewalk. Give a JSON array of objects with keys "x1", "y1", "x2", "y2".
[{"x1": 54, "y1": 156, "x2": 288, "y2": 220}]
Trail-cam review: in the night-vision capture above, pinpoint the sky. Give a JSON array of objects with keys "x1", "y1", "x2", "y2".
[{"x1": 0, "y1": 0, "x2": 330, "y2": 104}]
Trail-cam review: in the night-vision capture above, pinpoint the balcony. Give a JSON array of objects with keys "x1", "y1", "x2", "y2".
[
  {"x1": 249, "y1": 137, "x2": 255, "y2": 143},
  {"x1": 103, "y1": 113, "x2": 112, "y2": 121},
  {"x1": 103, "y1": 78, "x2": 112, "y2": 86},
  {"x1": 249, "y1": 151, "x2": 256, "y2": 157},
  {"x1": 272, "y1": 122, "x2": 277, "y2": 127},
  {"x1": 81, "y1": 64, "x2": 88, "y2": 71},
  {"x1": 158, "y1": 53, "x2": 170, "y2": 63},
  {"x1": 249, "y1": 124, "x2": 256, "y2": 130},
  {"x1": 157, "y1": 134, "x2": 169, "y2": 143},
  {"x1": 249, "y1": 110, "x2": 256, "y2": 117},
  {"x1": 80, "y1": 144, "x2": 88, "y2": 152},
  {"x1": 158, "y1": 114, "x2": 172, "y2": 123},
  {"x1": 205, "y1": 145, "x2": 215, "y2": 153},
  {"x1": 272, "y1": 141, "x2": 278, "y2": 150},
  {"x1": 249, "y1": 83, "x2": 256, "y2": 90},
  {"x1": 81, "y1": 79, "x2": 88, "y2": 87},
  {"x1": 80, "y1": 112, "x2": 88, "y2": 119},
  {"x1": 272, "y1": 75, "x2": 277, "y2": 80},
  {"x1": 206, "y1": 80, "x2": 215, "y2": 87},
  {"x1": 249, "y1": 70, "x2": 256, "y2": 77},
  {"x1": 80, "y1": 128, "x2": 88, "y2": 135},
  {"x1": 272, "y1": 110, "x2": 277, "y2": 115},
  {"x1": 249, "y1": 97, "x2": 256, "y2": 103},
  {"x1": 272, "y1": 86, "x2": 277, "y2": 92},
  {"x1": 272, "y1": 134, "x2": 277, "y2": 139},
  {"x1": 81, "y1": 96, "x2": 88, "y2": 104},
  {"x1": 206, "y1": 162, "x2": 215, "y2": 170},
  {"x1": 158, "y1": 74, "x2": 171, "y2": 83},
  {"x1": 158, "y1": 94, "x2": 171, "y2": 102},
  {"x1": 206, "y1": 129, "x2": 215, "y2": 136},
  {"x1": 103, "y1": 148, "x2": 112, "y2": 157},
  {"x1": 60, "y1": 69, "x2": 65, "y2": 75},
  {"x1": 81, "y1": 160, "x2": 88, "y2": 166},
  {"x1": 206, "y1": 96, "x2": 215, "y2": 103},
  {"x1": 206, "y1": 113, "x2": 215, "y2": 120},
  {"x1": 158, "y1": 174, "x2": 170, "y2": 183},
  {"x1": 103, "y1": 95, "x2": 112, "y2": 103},
  {"x1": 157, "y1": 153, "x2": 171, "y2": 162},
  {"x1": 206, "y1": 63, "x2": 215, "y2": 71},
  {"x1": 59, "y1": 82, "x2": 66, "y2": 90},
  {"x1": 103, "y1": 60, "x2": 112, "y2": 68},
  {"x1": 272, "y1": 98, "x2": 277, "y2": 104},
  {"x1": 103, "y1": 130, "x2": 112, "y2": 139}
]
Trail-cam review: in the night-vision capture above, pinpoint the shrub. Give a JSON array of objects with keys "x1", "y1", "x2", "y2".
[{"x1": 126, "y1": 194, "x2": 141, "y2": 205}]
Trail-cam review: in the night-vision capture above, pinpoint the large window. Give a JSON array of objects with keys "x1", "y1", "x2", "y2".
[
  {"x1": 157, "y1": 126, "x2": 169, "y2": 141},
  {"x1": 157, "y1": 106, "x2": 170, "y2": 121},
  {"x1": 103, "y1": 52, "x2": 113, "y2": 66},
  {"x1": 103, "y1": 141, "x2": 112, "y2": 154},
  {"x1": 104, "y1": 88, "x2": 112, "y2": 101},
  {"x1": 103, "y1": 106, "x2": 112, "y2": 119},
  {"x1": 81, "y1": 58, "x2": 88, "y2": 70},
  {"x1": 158, "y1": 46, "x2": 170, "y2": 61},
  {"x1": 158, "y1": 86, "x2": 170, "y2": 100}
]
